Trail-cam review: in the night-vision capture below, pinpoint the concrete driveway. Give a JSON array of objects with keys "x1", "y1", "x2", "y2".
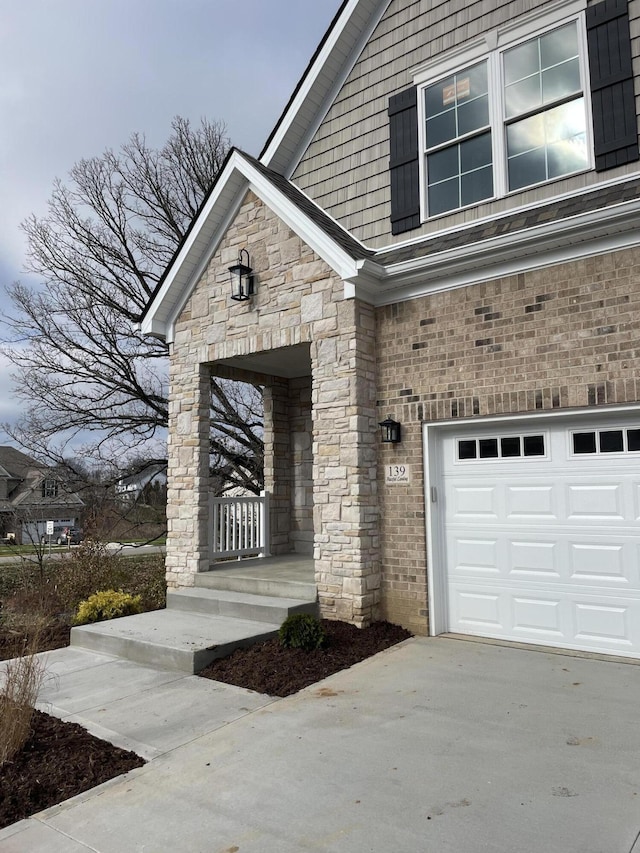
[{"x1": 1, "y1": 636, "x2": 640, "y2": 852}]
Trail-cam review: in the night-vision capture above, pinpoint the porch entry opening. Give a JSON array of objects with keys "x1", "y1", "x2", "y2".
[{"x1": 210, "y1": 491, "x2": 270, "y2": 560}]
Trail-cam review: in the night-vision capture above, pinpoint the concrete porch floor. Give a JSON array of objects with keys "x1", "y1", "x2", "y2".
[{"x1": 205, "y1": 553, "x2": 315, "y2": 585}]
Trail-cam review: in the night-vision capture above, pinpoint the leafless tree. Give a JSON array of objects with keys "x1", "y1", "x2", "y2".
[{"x1": 2, "y1": 116, "x2": 264, "y2": 493}]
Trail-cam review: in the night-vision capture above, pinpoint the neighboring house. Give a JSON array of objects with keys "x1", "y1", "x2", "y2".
[
  {"x1": 0, "y1": 447, "x2": 84, "y2": 543},
  {"x1": 115, "y1": 462, "x2": 167, "y2": 504},
  {"x1": 141, "y1": 0, "x2": 640, "y2": 658}
]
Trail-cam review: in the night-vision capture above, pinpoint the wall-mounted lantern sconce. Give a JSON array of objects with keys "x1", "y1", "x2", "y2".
[
  {"x1": 379, "y1": 417, "x2": 401, "y2": 444},
  {"x1": 228, "y1": 249, "x2": 254, "y2": 302}
]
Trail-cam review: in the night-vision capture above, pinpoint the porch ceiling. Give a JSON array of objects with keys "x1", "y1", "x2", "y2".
[{"x1": 216, "y1": 343, "x2": 311, "y2": 379}]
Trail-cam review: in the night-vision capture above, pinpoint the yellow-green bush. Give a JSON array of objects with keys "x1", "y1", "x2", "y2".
[{"x1": 73, "y1": 589, "x2": 142, "y2": 625}]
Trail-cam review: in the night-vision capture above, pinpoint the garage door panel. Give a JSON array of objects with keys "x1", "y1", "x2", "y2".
[
  {"x1": 451, "y1": 589, "x2": 502, "y2": 629},
  {"x1": 566, "y1": 483, "x2": 624, "y2": 520},
  {"x1": 574, "y1": 603, "x2": 631, "y2": 647},
  {"x1": 509, "y1": 540, "x2": 559, "y2": 576},
  {"x1": 450, "y1": 485, "x2": 498, "y2": 517},
  {"x1": 506, "y1": 485, "x2": 556, "y2": 518},
  {"x1": 439, "y1": 416, "x2": 640, "y2": 657},
  {"x1": 450, "y1": 537, "x2": 500, "y2": 574},
  {"x1": 569, "y1": 543, "x2": 628, "y2": 583},
  {"x1": 512, "y1": 596, "x2": 563, "y2": 635}
]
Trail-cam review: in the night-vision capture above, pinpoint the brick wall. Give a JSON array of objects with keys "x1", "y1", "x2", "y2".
[{"x1": 375, "y1": 246, "x2": 640, "y2": 633}]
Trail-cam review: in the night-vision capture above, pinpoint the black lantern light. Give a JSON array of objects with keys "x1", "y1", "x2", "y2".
[
  {"x1": 228, "y1": 249, "x2": 254, "y2": 302},
  {"x1": 379, "y1": 417, "x2": 401, "y2": 444}
]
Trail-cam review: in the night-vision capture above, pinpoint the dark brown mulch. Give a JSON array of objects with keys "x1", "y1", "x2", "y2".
[
  {"x1": 0, "y1": 709, "x2": 144, "y2": 830},
  {"x1": 199, "y1": 619, "x2": 412, "y2": 696}
]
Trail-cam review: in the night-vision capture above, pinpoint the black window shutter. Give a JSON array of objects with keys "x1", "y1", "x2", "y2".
[
  {"x1": 586, "y1": 0, "x2": 639, "y2": 171},
  {"x1": 388, "y1": 86, "x2": 420, "y2": 235}
]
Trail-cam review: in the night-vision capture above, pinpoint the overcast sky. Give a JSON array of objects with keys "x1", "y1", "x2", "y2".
[{"x1": 0, "y1": 0, "x2": 339, "y2": 433}]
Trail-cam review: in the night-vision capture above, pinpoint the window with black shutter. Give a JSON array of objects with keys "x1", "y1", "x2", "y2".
[{"x1": 388, "y1": 0, "x2": 638, "y2": 230}]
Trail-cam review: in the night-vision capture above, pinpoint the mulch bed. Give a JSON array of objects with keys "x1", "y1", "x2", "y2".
[
  {"x1": 0, "y1": 710, "x2": 144, "y2": 830},
  {"x1": 199, "y1": 619, "x2": 413, "y2": 696},
  {"x1": 0, "y1": 618, "x2": 411, "y2": 830}
]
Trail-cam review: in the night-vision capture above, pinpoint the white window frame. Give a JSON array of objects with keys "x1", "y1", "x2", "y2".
[{"x1": 413, "y1": 1, "x2": 593, "y2": 221}]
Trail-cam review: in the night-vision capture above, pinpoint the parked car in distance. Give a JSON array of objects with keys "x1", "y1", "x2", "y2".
[{"x1": 57, "y1": 528, "x2": 83, "y2": 545}]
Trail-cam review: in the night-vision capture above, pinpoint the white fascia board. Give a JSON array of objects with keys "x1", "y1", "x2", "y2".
[
  {"x1": 261, "y1": 0, "x2": 391, "y2": 176},
  {"x1": 348, "y1": 197, "x2": 640, "y2": 306}
]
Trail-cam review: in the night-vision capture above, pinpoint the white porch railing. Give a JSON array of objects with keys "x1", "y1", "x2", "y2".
[{"x1": 209, "y1": 490, "x2": 270, "y2": 560}]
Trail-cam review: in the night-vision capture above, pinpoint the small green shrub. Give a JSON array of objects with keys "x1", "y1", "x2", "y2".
[
  {"x1": 278, "y1": 613, "x2": 326, "y2": 651},
  {"x1": 73, "y1": 590, "x2": 142, "y2": 625}
]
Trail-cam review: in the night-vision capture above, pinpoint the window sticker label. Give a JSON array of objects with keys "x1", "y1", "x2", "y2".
[{"x1": 442, "y1": 77, "x2": 470, "y2": 105}]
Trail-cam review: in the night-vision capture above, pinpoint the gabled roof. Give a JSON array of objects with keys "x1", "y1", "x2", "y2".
[
  {"x1": 141, "y1": 0, "x2": 640, "y2": 338},
  {"x1": 0, "y1": 447, "x2": 41, "y2": 481},
  {"x1": 139, "y1": 149, "x2": 374, "y2": 342},
  {"x1": 260, "y1": 0, "x2": 391, "y2": 176}
]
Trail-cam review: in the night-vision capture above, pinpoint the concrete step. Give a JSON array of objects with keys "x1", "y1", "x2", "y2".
[
  {"x1": 167, "y1": 587, "x2": 317, "y2": 623},
  {"x1": 195, "y1": 572, "x2": 316, "y2": 602},
  {"x1": 70, "y1": 610, "x2": 281, "y2": 674}
]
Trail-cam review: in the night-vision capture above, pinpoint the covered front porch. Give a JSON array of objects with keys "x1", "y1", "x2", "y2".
[
  {"x1": 161, "y1": 189, "x2": 381, "y2": 627},
  {"x1": 204, "y1": 554, "x2": 316, "y2": 599}
]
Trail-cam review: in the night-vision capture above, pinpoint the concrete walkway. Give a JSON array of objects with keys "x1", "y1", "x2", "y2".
[{"x1": 2, "y1": 637, "x2": 640, "y2": 852}]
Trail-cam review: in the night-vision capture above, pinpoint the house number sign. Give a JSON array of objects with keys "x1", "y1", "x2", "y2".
[{"x1": 385, "y1": 464, "x2": 410, "y2": 485}]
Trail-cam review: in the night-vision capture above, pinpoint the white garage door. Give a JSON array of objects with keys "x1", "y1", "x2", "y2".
[{"x1": 438, "y1": 414, "x2": 640, "y2": 657}]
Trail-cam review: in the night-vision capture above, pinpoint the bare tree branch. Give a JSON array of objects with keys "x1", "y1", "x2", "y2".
[{"x1": 2, "y1": 116, "x2": 264, "y2": 494}]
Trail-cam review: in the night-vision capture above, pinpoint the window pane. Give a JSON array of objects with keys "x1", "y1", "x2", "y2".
[
  {"x1": 542, "y1": 58, "x2": 581, "y2": 104},
  {"x1": 599, "y1": 430, "x2": 624, "y2": 453},
  {"x1": 479, "y1": 438, "x2": 499, "y2": 458},
  {"x1": 507, "y1": 98, "x2": 586, "y2": 190},
  {"x1": 545, "y1": 100, "x2": 588, "y2": 176},
  {"x1": 425, "y1": 74, "x2": 455, "y2": 117},
  {"x1": 505, "y1": 75, "x2": 541, "y2": 119},
  {"x1": 628, "y1": 430, "x2": 640, "y2": 452},
  {"x1": 460, "y1": 132, "x2": 492, "y2": 172},
  {"x1": 465, "y1": 62, "x2": 489, "y2": 100},
  {"x1": 545, "y1": 98, "x2": 586, "y2": 145},
  {"x1": 540, "y1": 22, "x2": 578, "y2": 70},
  {"x1": 573, "y1": 432, "x2": 596, "y2": 454},
  {"x1": 508, "y1": 147, "x2": 546, "y2": 190},
  {"x1": 461, "y1": 165, "x2": 493, "y2": 206},
  {"x1": 458, "y1": 95, "x2": 489, "y2": 136},
  {"x1": 507, "y1": 113, "x2": 545, "y2": 157},
  {"x1": 426, "y1": 110, "x2": 457, "y2": 148},
  {"x1": 504, "y1": 39, "x2": 539, "y2": 86},
  {"x1": 458, "y1": 440, "x2": 477, "y2": 459},
  {"x1": 524, "y1": 435, "x2": 545, "y2": 456},
  {"x1": 429, "y1": 145, "x2": 459, "y2": 182},
  {"x1": 428, "y1": 175, "x2": 459, "y2": 215},
  {"x1": 547, "y1": 136, "x2": 587, "y2": 179},
  {"x1": 501, "y1": 437, "x2": 521, "y2": 457}
]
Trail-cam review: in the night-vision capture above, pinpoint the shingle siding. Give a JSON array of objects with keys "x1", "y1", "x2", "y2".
[{"x1": 292, "y1": 0, "x2": 640, "y2": 248}]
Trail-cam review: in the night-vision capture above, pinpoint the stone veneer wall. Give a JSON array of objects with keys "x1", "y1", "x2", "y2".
[
  {"x1": 167, "y1": 191, "x2": 380, "y2": 625},
  {"x1": 375, "y1": 247, "x2": 640, "y2": 634}
]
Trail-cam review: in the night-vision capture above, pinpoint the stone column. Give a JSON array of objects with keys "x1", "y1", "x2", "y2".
[
  {"x1": 263, "y1": 379, "x2": 292, "y2": 554},
  {"x1": 165, "y1": 357, "x2": 211, "y2": 588},
  {"x1": 311, "y1": 299, "x2": 380, "y2": 627}
]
